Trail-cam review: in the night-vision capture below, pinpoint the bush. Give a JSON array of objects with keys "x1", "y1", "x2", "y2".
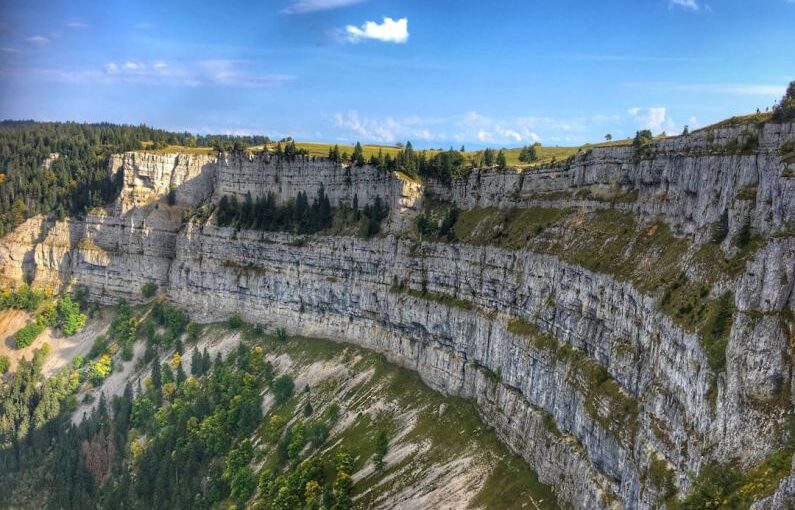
[
  {"x1": 89, "y1": 354, "x2": 113, "y2": 385},
  {"x1": 187, "y1": 321, "x2": 200, "y2": 342},
  {"x1": 734, "y1": 216, "x2": 752, "y2": 249},
  {"x1": 272, "y1": 375, "x2": 294, "y2": 404},
  {"x1": 141, "y1": 282, "x2": 158, "y2": 298},
  {"x1": 275, "y1": 327, "x2": 287, "y2": 343},
  {"x1": 88, "y1": 334, "x2": 109, "y2": 359},
  {"x1": 633, "y1": 129, "x2": 654, "y2": 149},
  {"x1": 227, "y1": 314, "x2": 243, "y2": 329},
  {"x1": 518, "y1": 143, "x2": 539, "y2": 163},
  {"x1": 0, "y1": 355, "x2": 9, "y2": 373},
  {"x1": 56, "y1": 295, "x2": 87, "y2": 336},
  {"x1": 374, "y1": 429, "x2": 389, "y2": 471},
  {"x1": 16, "y1": 321, "x2": 45, "y2": 348}
]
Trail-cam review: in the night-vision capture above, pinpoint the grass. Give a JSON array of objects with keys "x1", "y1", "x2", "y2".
[
  {"x1": 139, "y1": 143, "x2": 215, "y2": 155},
  {"x1": 390, "y1": 283, "x2": 475, "y2": 311},
  {"x1": 250, "y1": 328, "x2": 560, "y2": 509},
  {"x1": 695, "y1": 111, "x2": 773, "y2": 132},
  {"x1": 265, "y1": 141, "x2": 407, "y2": 160},
  {"x1": 675, "y1": 435, "x2": 795, "y2": 510}
]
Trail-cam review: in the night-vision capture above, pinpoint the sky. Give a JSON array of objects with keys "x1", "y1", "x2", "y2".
[{"x1": 0, "y1": 0, "x2": 793, "y2": 148}]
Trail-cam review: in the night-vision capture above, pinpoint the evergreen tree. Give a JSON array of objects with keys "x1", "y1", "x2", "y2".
[
  {"x1": 352, "y1": 142, "x2": 365, "y2": 167},
  {"x1": 496, "y1": 150, "x2": 507, "y2": 169},
  {"x1": 711, "y1": 210, "x2": 729, "y2": 244},
  {"x1": 191, "y1": 347, "x2": 202, "y2": 376}
]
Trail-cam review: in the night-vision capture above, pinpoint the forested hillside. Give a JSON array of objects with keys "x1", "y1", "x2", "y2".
[{"x1": 0, "y1": 121, "x2": 269, "y2": 235}]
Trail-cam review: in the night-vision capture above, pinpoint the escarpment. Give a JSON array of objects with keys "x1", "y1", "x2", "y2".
[{"x1": 1, "y1": 120, "x2": 794, "y2": 509}]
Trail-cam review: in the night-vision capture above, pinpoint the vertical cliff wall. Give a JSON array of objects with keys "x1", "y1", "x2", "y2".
[{"x1": 1, "y1": 120, "x2": 793, "y2": 509}]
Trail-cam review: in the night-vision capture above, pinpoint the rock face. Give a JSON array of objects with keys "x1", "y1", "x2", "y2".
[{"x1": 1, "y1": 121, "x2": 794, "y2": 510}]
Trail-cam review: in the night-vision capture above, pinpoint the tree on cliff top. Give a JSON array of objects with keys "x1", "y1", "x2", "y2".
[{"x1": 772, "y1": 81, "x2": 795, "y2": 122}]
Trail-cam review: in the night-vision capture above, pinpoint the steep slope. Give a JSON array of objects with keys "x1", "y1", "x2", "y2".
[{"x1": 1, "y1": 120, "x2": 793, "y2": 509}]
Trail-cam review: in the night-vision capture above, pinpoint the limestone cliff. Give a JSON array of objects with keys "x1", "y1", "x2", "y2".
[{"x1": 1, "y1": 121, "x2": 793, "y2": 509}]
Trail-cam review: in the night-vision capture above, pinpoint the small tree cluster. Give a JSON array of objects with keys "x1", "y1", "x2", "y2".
[
  {"x1": 633, "y1": 130, "x2": 654, "y2": 149},
  {"x1": 772, "y1": 81, "x2": 795, "y2": 123},
  {"x1": 216, "y1": 188, "x2": 333, "y2": 235},
  {"x1": 518, "y1": 143, "x2": 539, "y2": 163}
]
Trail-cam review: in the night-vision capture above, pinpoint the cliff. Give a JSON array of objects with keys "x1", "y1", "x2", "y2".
[{"x1": 1, "y1": 120, "x2": 793, "y2": 509}]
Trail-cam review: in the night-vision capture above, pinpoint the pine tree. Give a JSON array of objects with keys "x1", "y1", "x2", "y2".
[
  {"x1": 497, "y1": 150, "x2": 507, "y2": 169},
  {"x1": 711, "y1": 210, "x2": 729, "y2": 244},
  {"x1": 191, "y1": 347, "x2": 202, "y2": 376},
  {"x1": 352, "y1": 142, "x2": 365, "y2": 166}
]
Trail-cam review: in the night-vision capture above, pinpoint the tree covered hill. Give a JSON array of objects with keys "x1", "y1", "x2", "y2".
[{"x1": 0, "y1": 121, "x2": 269, "y2": 236}]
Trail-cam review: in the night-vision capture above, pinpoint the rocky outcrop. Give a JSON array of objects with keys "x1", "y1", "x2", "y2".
[
  {"x1": 427, "y1": 122, "x2": 795, "y2": 243},
  {"x1": 1, "y1": 121, "x2": 793, "y2": 509}
]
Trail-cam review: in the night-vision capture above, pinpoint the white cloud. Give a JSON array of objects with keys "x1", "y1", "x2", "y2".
[
  {"x1": 10, "y1": 59, "x2": 294, "y2": 88},
  {"x1": 623, "y1": 81, "x2": 785, "y2": 97},
  {"x1": 134, "y1": 22, "x2": 153, "y2": 30},
  {"x1": 122, "y1": 61, "x2": 146, "y2": 71},
  {"x1": 333, "y1": 111, "x2": 433, "y2": 143},
  {"x1": 686, "y1": 83, "x2": 785, "y2": 96},
  {"x1": 282, "y1": 0, "x2": 367, "y2": 14},
  {"x1": 345, "y1": 17, "x2": 408, "y2": 44},
  {"x1": 628, "y1": 106, "x2": 675, "y2": 133},
  {"x1": 24, "y1": 36, "x2": 49, "y2": 46},
  {"x1": 669, "y1": 0, "x2": 699, "y2": 10},
  {"x1": 65, "y1": 21, "x2": 88, "y2": 29}
]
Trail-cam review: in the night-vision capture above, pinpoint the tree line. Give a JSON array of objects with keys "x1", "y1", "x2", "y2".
[{"x1": 215, "y1": 189, "x2": 390, "y2": 238}]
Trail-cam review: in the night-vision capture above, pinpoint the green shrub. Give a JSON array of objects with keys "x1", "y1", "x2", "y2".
[
  {"x1": 275, "y1": 327, "x2": 287, "y2": 342},
  {"x1": 141, "y1": 282, "x2": 158, "y2": 298},
  {"x1": 272, "y1": 375, "x2": 294, "y2": 404},
  {"x1": 187, "y1": 321, "x2": 200, "y2": 342},
  {"x1": 374, "y1": 429, "x2": 389, "y2": 471},
  {"x1": 56, "y1": 295, "x2": 87, "y2": 336},
  {"x1": 0, "y1": 355, "x2": 9, "y2": 373},
  {"x1": 0, "y1": 285, "x2": 47, "y2": 312},
  {"x1": 734, "y1": 216, "x2": 752, "y2": 249},
  {"x1": 633, "y1": 129, "x2": 654, "y2": 150},
  {"x1": 88, "y1": 334, "x2": 109, "y2": 359},
  {"x1": 227, "y1": 314, "x2": 243, "y2": 329},
  {"x1": 16, "y1": 321, "x2": 45, "y2": 348}
]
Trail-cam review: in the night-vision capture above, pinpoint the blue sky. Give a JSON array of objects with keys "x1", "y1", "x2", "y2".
[{"x1": 0, "y1": 0, "x2": 793, "y2": 148}]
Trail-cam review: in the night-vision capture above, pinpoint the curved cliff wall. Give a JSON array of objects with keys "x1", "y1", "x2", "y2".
[{"x1": 1, "y1": 121, "x2": 793, "y2": 509}]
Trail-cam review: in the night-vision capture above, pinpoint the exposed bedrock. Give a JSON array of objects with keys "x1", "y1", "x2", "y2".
[{"x1": 0, "y1": 121, "x2": 793, "y2": 509}]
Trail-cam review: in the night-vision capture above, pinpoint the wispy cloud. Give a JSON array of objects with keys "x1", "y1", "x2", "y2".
[
  {"x1": 134, "y1": 22, "x2": 153, "y2": 30},
  {"x1": 669, "y1": 0, "x2": 699, "y2": 11},
  {"x1": 622, "y1": 81, "x2": 786, "y2": 96},
  {"x1": 334, "y1": 111, "x2": 431, "y2": 143},
  {"x1": 345, "y1": 17, "x2": 409, "y2": 44},
  {"x1": 3, "y1": 59, "x2": 295, "y2": 88},
  {"x1": 566, "y1": 54, "x2": 700, "y2": 62},
  {"x1": 331, "y1": 110, "x2": 620, "y2": 146},
  {"x1": 282, "y1": 0, "x2": 368, "y2": 14},
  {"x1": 24, "y1": 36, "x2": 50, "y2": 46},
  {"x1": 65, "y1": 21, "x2": 89, "y2": 29},
  {"x1": 628, "y1": 107, "x2": 675, "y2": 132}
]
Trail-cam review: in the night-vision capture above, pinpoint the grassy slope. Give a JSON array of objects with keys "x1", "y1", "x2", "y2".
[{"x1": 250, "y1": 329, "x2": 560, "y2": 509}]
